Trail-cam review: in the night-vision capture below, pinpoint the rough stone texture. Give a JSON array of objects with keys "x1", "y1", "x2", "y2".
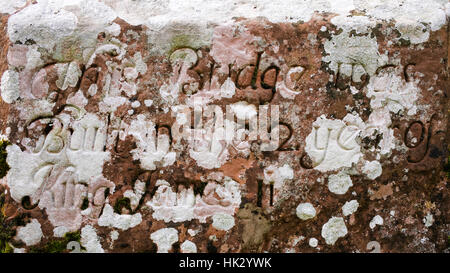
[{"x1": 0, "y1": 0, "x2": 448, "y2": 253}]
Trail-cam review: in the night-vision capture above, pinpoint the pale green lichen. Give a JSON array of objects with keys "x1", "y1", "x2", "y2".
[
  {"x1": 53, "y1": 36, "x2": 85, "y2": 63},
  {"x1": 147, "y1": 24, "x2": 213, "y2": 56},
  {"x1": 322, "y1": 30, "x2": 388, "y2": 77},
  {"x1": 0, "y1": 70, "x2": 20, "y2": 104},
  {"x1": 7, "y1": 0, "x2": 118, "y2": 64},
  {"x1": 0, "y1": 193, "x2": 13, "y2": 253}
]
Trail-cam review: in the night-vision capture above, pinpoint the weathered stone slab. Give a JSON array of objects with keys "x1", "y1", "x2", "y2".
[{"x1": 0, "y1": 0, "x2": 448, "y2": 253}]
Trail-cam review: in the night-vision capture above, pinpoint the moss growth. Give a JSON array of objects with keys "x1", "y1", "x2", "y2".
[
  {"x1": 29, "y1": 231, "x2": 82, "y2": 253},
  {"x1": 0, "y1": 139, "x2": 11, "y2": 179},
  {"x1": 0, "y1": 192, "x2": 14, "y2": 253},
  {"x1": 1, "y1": 241, "x2": 13, "y2": 253},
  {"x1": 0, "y1": 226, "x2": 14, "y2": 253}
]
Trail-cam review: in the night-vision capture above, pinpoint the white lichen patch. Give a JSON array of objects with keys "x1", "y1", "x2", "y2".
[
  {"x1": 291, "y1": 236, "x2": 305, "y2": 246},
  {"x1": 110, "y1": 230, "x2": 119, "y2": 241},
  {"x1": 395, "y1": 19, "x2": 430, "y2": 44},
  {"x1": 181, "y1": 240, "x2": 197, "y2": 253},
  {"x1": 6, "y1": 144, "x2": 49, "y2": 202},
  {"x1": 296, "y1": 203, "x2": 316, "y2": 220},
  {"x1": 356, "y1": 0, "x2": 447, "y2": 44},
  {"x1": 364, "y1": 107, "x2": 396, "y2": 156},
  {"x1": 423, "y1": 213, "x2": 434, "y2": 228},
  {"x1": 194, "y1": 179, "x2": 242, "y2": 223},
  {"x1": 13, "y1": 247, "x2": 26, "y2": 253},
  {"x1": 53, "y1": 226, "x2": 69, "y2": 238},
  {"x1": 55, "y1": 62, "x2": 82, "y2": 91},
  {"x1": 123, "y1": 180, "x2": 146, "y2": 210},
  {"x1": 148, "y1": 178, "x2": 242, "y2": 223},
  {"x1": 131, "y1": 52, "x2": 148, "y2": 76},
  {"x1": 109, "y1": 230, "x2": 119, "y2": 249},
  {"x1": 220, "y1": 77, "x2": 236, "y2": 98},
  {"x1": 366, "y1": 70, "x2": 420, "y2": 115},
  {"x1": 0, "y1": 70, "x2": 20, "y2": 104},
  {"x1": 212, "y1": 213, "x2": 235, "y2": 231},
  {"x1": 105, "y1": 22, "x2": 121, "y2": 36},
  {"x1": 230, "y1": 101, "x2": 257, "y2": 121},
  {"x1": 322, "y1": 27, "x2": 387, "y2": 77},
  {"x1": 0, "y1": 0, "x2": 26, "y2": 14},
  {"x1": 66, "y1": 90, "x2": 88, "y2": 108},
  {"x1": 7, "y1": 2, "x2": 78, "y2": 51},
  {"x1": 131, "y1": 100, "x2": 141, "y2": 108},
  {"x1": 188, "y1": 126, "x2": 229, "y2": 169},
  {"x1": 64, "y1": 114, "x2": 109, "y2": 178},
  {"x1": 124, "y1": 67, "x2": 139, "y2": 82},
  {"x1": 81, "y1": 225, "x2": 104, "y2": 253},
  {"x1": 5, "y1": 0, "x2": 447, "y2": 64},
  {"x1": 369, "y1": 215, "x2": 384, "y2": 229},
  {"x1": 263, "y1": 164, "x2": 294, "y2": 189},
  {"x1": 321, "y1": 217, "x2": 348, "y2": 245},
  {"x1": 8, "y1": 0, "x2": 118, "y2": 62},
  {"x1": 342, "y1": 200, "x2": 359, "y2": 216},
  {"x1": 363, "y1": 161, "x2": 382, "y2": 180},
  {"x1": 96, "y1": 0, "x2": 448, "y2": 37},
  {"x1": 309, "y1": 238, "x2": 318, "y2": 248},
  {"x1": 144, "y1": 99, "x2": 153, "y2": 107},
  {"x1": 99, "y1": 96, "x2": 127, "y2": 114},
  {"x1": 150, "y1": 228, "x2": 178, "y2": 253},
  {"x1": 15, "y1": 219, "x2": 43, "y2": 246},
  {"x1": 98, "y1": 204, "x2": 142, "y2": 231},
  {"x1": 187, "y1": 229, "x2": 198, "y2": 237},
  {"x1": 330, "y1": 15, "x2": 376, "y2": 34},
  {"x1": 147, "y1": 180, "x2": 196, "y2": 223},
  {"x1": 127, "y1": 114, "x2": 176, "y2": 170},
  {"x1": 328, "y1": 171, "x2": 353, "y2": 195},
  {"x1": 305, "y1": 115, "x2": 362, "y2": 172}
]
